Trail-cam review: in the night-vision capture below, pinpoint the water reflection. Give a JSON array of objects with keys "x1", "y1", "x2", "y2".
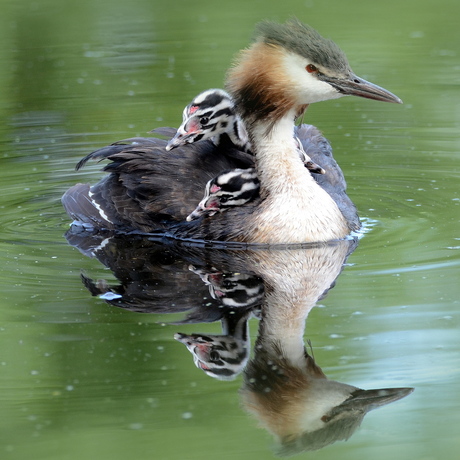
[{"x1": 65, "y1": 228, "x2": 413, "y2": 454}]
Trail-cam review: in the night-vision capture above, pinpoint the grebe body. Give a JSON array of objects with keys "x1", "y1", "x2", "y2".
[{"x1": 62, "y1": 19, "x2": 401, "y2": 244}]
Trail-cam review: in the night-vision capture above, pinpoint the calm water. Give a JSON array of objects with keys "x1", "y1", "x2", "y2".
[{"x1": 1, "y1": 0, "x2": 459, "y2": 459}]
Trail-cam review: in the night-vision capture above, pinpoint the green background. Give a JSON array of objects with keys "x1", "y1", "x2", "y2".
[{"x1": 1, "y1": 0, "x2": 459, "y2": 459}]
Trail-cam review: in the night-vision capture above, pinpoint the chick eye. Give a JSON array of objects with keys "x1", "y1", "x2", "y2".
[
  {"x1": 306, "y1": 64, "x2": 318, "y2": 73},
  {"x1": 200, "y1": 117, "x2": 209, "y2": 125}
]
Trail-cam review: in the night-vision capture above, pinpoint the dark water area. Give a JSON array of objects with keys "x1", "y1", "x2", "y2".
[{"x1": 1, "y1": 1, "x2": 459, "y2": 459}]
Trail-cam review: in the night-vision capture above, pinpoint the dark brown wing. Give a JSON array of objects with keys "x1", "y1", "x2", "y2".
[
  {"x1": 75, "y1": 137, "x2": 163, "y2": 171},
  {"x1": 62, "y1": 132, "x2": 253, "y2": 232},
  {"x1": 296, "y1": 124, "x2": 360, "y2": 232}
]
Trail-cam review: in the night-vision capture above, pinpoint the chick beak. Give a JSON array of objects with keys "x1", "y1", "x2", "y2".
[
  {"x1": 166, "y1": 131, "x2": 197, "y2": 151},
  {"x1": 166, "y1": 118, "x2": 204, "y2": 151}
]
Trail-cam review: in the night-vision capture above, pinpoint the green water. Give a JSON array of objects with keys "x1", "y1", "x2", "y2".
[{"x1": 1, "y1": 0, "x2": 459, "y2": 459}]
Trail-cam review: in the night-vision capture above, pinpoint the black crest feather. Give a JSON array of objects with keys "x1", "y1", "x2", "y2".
[{"x1": 255, "y1": 18, "x2": 352, "y2": 75}]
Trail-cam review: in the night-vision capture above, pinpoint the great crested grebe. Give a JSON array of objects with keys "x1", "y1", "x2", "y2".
[{"x1": 62, "y1": 19, "x2": 401, "y2": 244}]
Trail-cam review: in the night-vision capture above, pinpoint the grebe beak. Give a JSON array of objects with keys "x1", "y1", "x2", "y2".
[{"x1": 321, "y1": 73, "x2": 402, "y2": 104}]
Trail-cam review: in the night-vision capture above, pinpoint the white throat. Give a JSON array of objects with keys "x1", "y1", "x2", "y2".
[
  {"x1": 283, "y1": 53, "x2": 344, "y2": 104},
  {"x1": 247, "y1": 110, "x2": 349, "y2": 243}
]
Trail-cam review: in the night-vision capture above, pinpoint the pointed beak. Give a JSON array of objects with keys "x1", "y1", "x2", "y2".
[
  {"x1": 165, "y1": 117, "x2": 204, "y2": 151},
  {"x1": 166, "y1": 131, "x2": 196, "y2": 151},
  {"x1": 186, "y1": 206, "x2": 205, "y2": 221},
  {"x1": 347, "y1": 387, "x2": 414, "y2": 412},
  {"x1": 323, "y1": 73, "x2": 402, "y2": 104}
]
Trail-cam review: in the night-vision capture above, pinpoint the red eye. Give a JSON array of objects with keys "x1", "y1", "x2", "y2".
[{"x1": 306, "y1": 64, "x2": 318, "y2": 73}]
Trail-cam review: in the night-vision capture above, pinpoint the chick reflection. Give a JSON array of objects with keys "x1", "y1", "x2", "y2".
[{"x1": 174, "y1": 308, "x2": 254, "y2": 381}]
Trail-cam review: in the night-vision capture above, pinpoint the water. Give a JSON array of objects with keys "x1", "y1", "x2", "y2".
[{"x1": 1, "y1": 0, "x2": 459, "y2": 459}]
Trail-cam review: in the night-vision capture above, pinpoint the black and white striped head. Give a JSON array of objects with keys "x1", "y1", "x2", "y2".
[
  {"x1": 174, "y1": 323, "x2": 251, "y2": 380},
  {"x1": 190, "y1": 267, "x2": 265, "y2": 309},
  {"x1": 186, "y1": 168, "x2": 260, "y2": 221},
  {"x1": 174, "y1": 332, "x2": 250, "y2": 380},
  {"x1": 166, "y1": 89, "x2": 248, "y2": 151}
]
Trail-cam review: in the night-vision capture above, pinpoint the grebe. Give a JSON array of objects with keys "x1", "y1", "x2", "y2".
[
  {"x1": 166, "y1": 88, "x2": 251, "y2": 153},
  {"x1": 62, "y1": 19, "x2": 401, "y2": 244}
]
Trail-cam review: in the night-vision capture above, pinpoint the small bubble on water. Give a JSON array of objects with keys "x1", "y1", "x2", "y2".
[{"x1": 129, "y1": 423, "x2": 143, "y2": 430}]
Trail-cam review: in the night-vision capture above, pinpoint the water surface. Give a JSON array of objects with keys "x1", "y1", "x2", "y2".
[{"x1": 1, "y1": 0, "x2": 459, "y2": 459}]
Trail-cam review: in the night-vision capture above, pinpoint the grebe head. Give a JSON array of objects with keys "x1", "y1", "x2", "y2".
[
  {"x1": 227, "y1": 18, "x2": 402, "y2": 124},
  {"x1": 166, "y1": 89, "x2": 240, "y2": 151}
]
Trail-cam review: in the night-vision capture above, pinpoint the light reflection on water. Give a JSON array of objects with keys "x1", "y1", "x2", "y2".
[
  {"x1": 1, "y1": 0, "x2": 460, "y2": 459},
  {"x1": 63, "y1": 229, "x2": 414, "y2": 456}
]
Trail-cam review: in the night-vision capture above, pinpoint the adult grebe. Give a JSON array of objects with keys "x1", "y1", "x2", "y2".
[{"x1": 62, "y1": 19, "x2": 401, "y2": 244}]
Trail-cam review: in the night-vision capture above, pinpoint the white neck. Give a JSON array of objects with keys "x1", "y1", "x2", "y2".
[
  {"x1": 261, "y1": 299, "x2": 312, "y2": 368},
  {"x1": 247, "y1": 109, "x2": 349, "y2": 243},
  {"x1": 252, "y1": 242, "x2": 353, "y2": 367}
]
